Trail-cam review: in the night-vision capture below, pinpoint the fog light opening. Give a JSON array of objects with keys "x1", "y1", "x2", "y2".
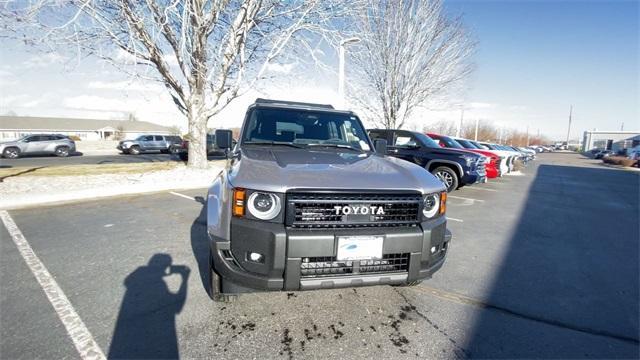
[
  {"x1": 430, "y1": 246, "x2": 437, "y2": 254},
  {"x1": 248, "y1": 252, "x2": 265, "y2": 263}
]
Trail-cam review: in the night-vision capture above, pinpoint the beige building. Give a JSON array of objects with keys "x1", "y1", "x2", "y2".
[{"x1": 0, "y1": 116, "x2": 175, "y2": 141}]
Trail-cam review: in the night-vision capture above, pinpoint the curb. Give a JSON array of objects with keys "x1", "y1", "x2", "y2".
[{"x1": 0, "y1": 182, "x2": 212, "y2": 210}]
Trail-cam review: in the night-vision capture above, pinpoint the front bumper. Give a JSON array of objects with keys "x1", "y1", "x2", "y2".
[
  {"x1": 209, "y1": 217, "x2": 451, "y2": 293},
  {"x1": 116, "y1": 143, "x2": 132, "y2": 150},
  {"x1": 462, "y1": 171, "x2": 487, "y2": 185}
]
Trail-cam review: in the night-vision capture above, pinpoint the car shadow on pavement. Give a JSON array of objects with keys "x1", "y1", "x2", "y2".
[
  {"x1": 108, "y1": 253, "x2": 190, "y2": 359},
  {"x1": 190, "y1": 199, "x2": 210, "y2": 295},
  {"x1": 463, "y1": 164, "x2": 639, "y2": 358}
]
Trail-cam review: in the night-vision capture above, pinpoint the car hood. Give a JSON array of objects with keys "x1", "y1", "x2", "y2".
[{"x1": 228, "y1": 147, "x2": 445, "y2": 193}]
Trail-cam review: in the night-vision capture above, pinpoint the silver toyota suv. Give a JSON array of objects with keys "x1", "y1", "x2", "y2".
[
  {"x1": 0, "y1": 134, "x2": 76, "y2": 158},
  {"x1": 206, "y1": 99, "x2": 452, "y2": 302}
]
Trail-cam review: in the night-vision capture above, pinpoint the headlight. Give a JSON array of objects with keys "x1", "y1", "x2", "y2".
[
  {"x1": 247, "y1": 192, "x2": 281, "y2": 220},
  {"x1": 422, "y1": 193, "x2": 440, "y2": 218},
  {"x1": 461, "y1": 155, "x2": 474, "y2": 167}
]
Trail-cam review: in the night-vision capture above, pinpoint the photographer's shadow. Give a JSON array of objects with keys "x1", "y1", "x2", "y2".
[{"x1": 109, "y1": 254, "x2": 190, "y2": 359}]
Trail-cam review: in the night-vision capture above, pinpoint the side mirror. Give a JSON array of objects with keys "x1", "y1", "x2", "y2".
[
  {"x1": 373, "y1": 139, "x2": 387, "y2": 154},
  {"x1": 215, "y1": 129, "x2": 233, "y2": 150}
]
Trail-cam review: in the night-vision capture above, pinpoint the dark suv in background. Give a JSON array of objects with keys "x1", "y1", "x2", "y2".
[
  {"x1": 369, "y1": 129, "x2": 486, "y2": 192},
  {"x1": 170, "y1": 133, "x2": 234, "y2": 161}
]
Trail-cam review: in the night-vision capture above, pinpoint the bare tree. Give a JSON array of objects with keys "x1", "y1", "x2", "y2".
[
  {"x1": 3, "y1": 0, "x2": 354, "y2": 168},
  {"x1": 115, "y1": 125, "x2": 125, "y2": 140},
  {"x1": 461, "y1": 121, "x2": 498, "y2": 142},
  {"x1": 423, "y1": 120, "x2": 457, "y2": 136},
  {"x1": 349, "y1": 0, "x2": 474, "y2": 129}
]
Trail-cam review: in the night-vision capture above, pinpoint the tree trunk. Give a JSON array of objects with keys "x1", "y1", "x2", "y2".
[{"x1": 187, "y1": 93, "x2": 208, "y2": 169}]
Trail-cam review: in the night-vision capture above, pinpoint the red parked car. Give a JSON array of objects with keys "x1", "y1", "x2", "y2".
[{"x1": 426, "y1": 133, "x2": 500, "y2": 178}]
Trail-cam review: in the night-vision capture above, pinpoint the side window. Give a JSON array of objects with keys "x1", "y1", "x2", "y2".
[
  {"x1": 154, "y1": 136, "x2": 164, "y2": 141},
  {"x1": 392, "y1": 132, "x2": 418, "y2": 147},
  {"x1": 368, "y1": 131, "x2": 387, "y2": 141},
  {"x1": 142, "y1": 135, "x2": 154, "y2": 141},
  {"x1": 29, "y1": 135, "x2": 45, "y2": 142}
]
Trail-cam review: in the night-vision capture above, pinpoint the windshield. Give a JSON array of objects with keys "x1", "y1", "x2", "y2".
[
  {"x1": 241, "y1": 108, "x2": 372, "y2": 151},
  {"x1": 471, "y1": 140, "x2": 490, "y2": 150},
  {"x1": 440, "y1": 136, "x2": 464, "y2": 149},
  {"x1": 456, "y1": 139, "x2": 478, "y2": 149},
  {"x1": 418, "y1": 133, "x2": 441, "y2": 149}
]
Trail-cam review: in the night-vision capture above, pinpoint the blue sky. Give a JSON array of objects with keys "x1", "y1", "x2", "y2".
[
  {"x1": 441, "y1": 0, "x2": 639, "y2": 139},
  {"x1": 0, "y1": 0, "x2": 638, "y2": 140}
]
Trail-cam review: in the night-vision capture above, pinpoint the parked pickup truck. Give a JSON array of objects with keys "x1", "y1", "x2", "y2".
[
  {"x1": 117, "y1": 134, "x2": 182, "y2": 155},
  {"x1": 427, "y1": 133, "x2": 501, "y2": 179},
  {"x1": 368, "y1": 129, "x2": 487, "y2": 192},
  {"x1": 206, "y1": 98, "x2": 452, "y2": 302}
]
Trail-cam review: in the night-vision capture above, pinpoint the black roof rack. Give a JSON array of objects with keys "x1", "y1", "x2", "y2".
[{"x1": 254, "y1": 98, "x2": 334, "y2": 110}]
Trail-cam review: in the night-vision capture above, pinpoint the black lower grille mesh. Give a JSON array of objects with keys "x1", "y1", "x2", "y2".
[{"x1": 300, "y1": 253, "x2": 409, "y2": 278}]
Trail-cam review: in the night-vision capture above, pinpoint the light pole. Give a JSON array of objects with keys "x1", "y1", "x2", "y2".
[
  {"x1": 456, "y1": 107, "x2": 464, "y2": 137},
  {"x1": 474, "y1": 118, "x2": 479, "y2": 141},
  {"x1": 338, "y1": 37, "x2": 360, "y2": 108},
  {"x1": 565, "y1": 105, "x2": 572, "y2": 146}
]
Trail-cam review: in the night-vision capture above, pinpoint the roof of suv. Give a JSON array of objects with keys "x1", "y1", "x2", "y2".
[{"x1": 249, "y1": 98, "x2": 354, "y2": 115}]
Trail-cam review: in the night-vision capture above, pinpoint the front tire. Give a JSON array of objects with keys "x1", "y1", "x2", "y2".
[
  {"x1": 2, "y1": 147, "x2": 20, "y2": 159},
  {"x1": 209, "y1": 253, "x2": 237, "y2": 303},
  {"x1": 54, "y1": 146, "x2": 70, "y2": 157},
  {"x1": 431, "y1": 166, "x2": 459, "y2": 192},
  {"x1": 129, "y1": 145, "x2": 141, "y2": 155},
  {"x1": 394, "y1": 280, "x2": 423, "y2": 287}
]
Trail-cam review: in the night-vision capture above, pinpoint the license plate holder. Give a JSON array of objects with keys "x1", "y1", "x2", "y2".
[{"x1": 336, "y1": 236, "x2": 383, "y2": 261}]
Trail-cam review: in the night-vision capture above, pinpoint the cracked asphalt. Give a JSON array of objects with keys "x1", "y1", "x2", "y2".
[{"x1": 1, "y1": 153, "x2": 638, "y2": 359}]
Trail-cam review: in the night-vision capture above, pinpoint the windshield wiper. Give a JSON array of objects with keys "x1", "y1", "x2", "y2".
[
  {"x1": 244, "y1": 141, "x2": 306, "y2": 149},
  {"x1": 307, "y1": 143, "x2": 364, "y2": 152}
]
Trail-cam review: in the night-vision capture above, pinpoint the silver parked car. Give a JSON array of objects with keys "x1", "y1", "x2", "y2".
[
  {"x1": 117, "y1": 135, "x2": 182, "y2": 155},
  {"x1": 0, "y1": 134, "x2": 76, "y2": 159}
]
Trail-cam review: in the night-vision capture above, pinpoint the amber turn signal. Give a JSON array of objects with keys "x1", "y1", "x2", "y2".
[
  {"x1": 232, "y1": 188, "x2": 246, "y2": 217},
  {"x1": 439, "y1": 191, "x2": 447, "y2": 215}
]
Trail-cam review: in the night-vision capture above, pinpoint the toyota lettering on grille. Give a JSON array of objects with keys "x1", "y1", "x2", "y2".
[{"x1": 333, "y1": 205, "x2": 385, "y2": 216}]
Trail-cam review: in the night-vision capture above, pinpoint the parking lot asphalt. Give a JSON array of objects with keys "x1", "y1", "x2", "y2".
[
  {"x1": 0, "y1": 153, "x2": 226, "y2": 168},
  {"x1": 0, "y1": 152, "x2": 173, "y2": 168},
  {"x1": 1, "y1": 153, "x2": 638, "y2": 359}
]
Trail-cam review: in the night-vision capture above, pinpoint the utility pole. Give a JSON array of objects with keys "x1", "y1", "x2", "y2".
[
  {"x1": 565, "y1": 105, "x2": 572, "y2": 145},
  {"x1": 456, "y1": 108, "x2": 464, "y2": 137},
  {"x1": 621, "y1": 122, "x2": 624, "y2": 131},
  {"x1": 338, "y1": 37, "x2": 360, "y2": 109},
  {"x1": 526, "y1": 125, "x2": 530, "y2": 146},
  {"x1": 474, "y1": 118, "x2": 479, "y2": 141}
]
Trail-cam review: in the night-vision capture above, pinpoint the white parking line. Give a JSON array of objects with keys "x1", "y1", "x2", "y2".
[
  {"x1": 0, "y1": 210, "x2": 106, "y2": 360},
  {"x1": 447, "y1": 217, "x2": 464, "y2": 222},
  {"x1": 447, "y1": 195, "x2": 485, "y2": 202},
  {"x1": 465, "y1": 186, "x2": 498, "y2": 192},
  {"x1": 169, "y1": 191, "x2": 197, "y2": 201}
]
